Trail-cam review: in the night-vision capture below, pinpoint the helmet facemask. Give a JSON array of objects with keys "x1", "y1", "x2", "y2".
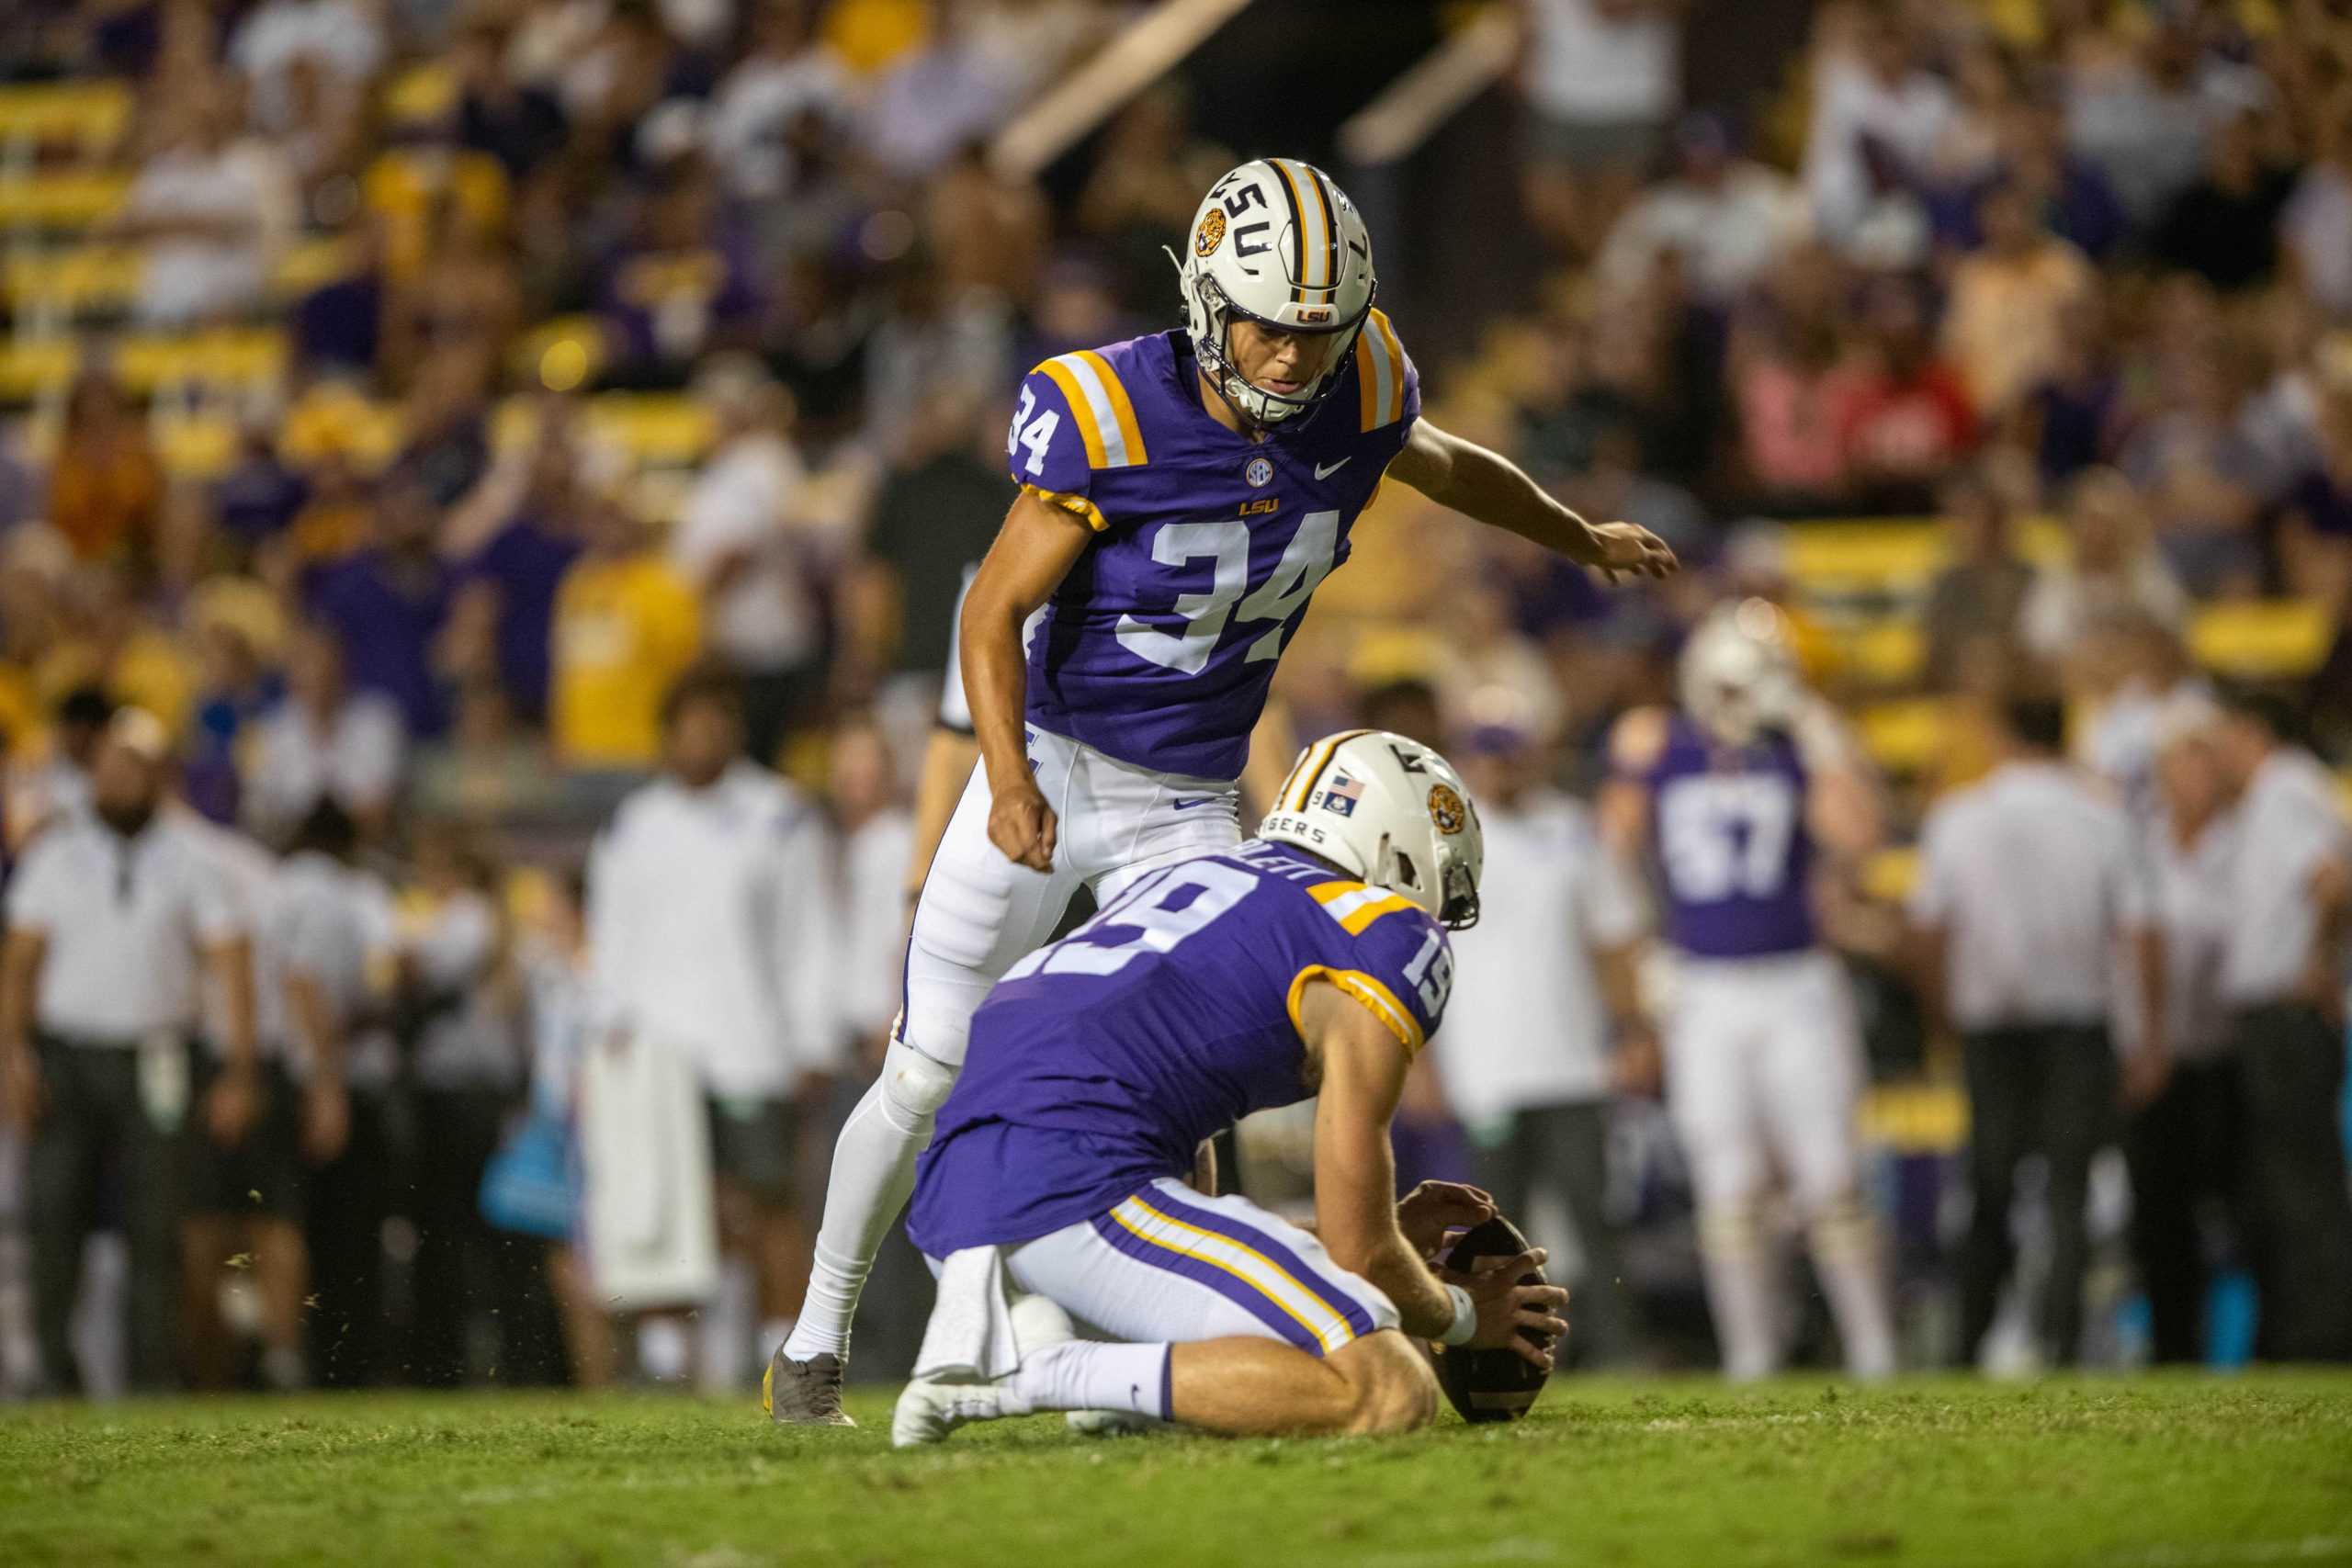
[{"x1": 1179, "y1": 263, "x2": 1370, "y2": 430}]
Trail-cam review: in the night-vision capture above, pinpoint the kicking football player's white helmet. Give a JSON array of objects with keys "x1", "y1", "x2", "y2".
[
  {"x1": 1173, "y1": 158, "x2": 1377, "y2": 429},
  {"x1": 1679, "y1": 598, "x2": 1804, "y2": 748},
  {"x1": 1259, "y1": 730, "x2": 1485, "y2": 930}
]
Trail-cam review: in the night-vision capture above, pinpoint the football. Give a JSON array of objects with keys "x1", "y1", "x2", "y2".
[{"x1": 1433, "y1": 1213, "x2": 1555, "y2": 1424}]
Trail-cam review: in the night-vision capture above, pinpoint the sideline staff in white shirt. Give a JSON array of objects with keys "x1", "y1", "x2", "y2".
[
  {"x1": 1439, "y1": 720, "x2": 1649, "y2": 1366},
  {"x1": 1911, "y1": 694, "x2": 2159, "y2": 1369},
  {"x1": 0, "y1": 710, "x2": 256, "y2": 1393},
  {"x1": 590, "y1": 665, "x2": 840, "y2": 1370},
  {"x1": 2124, "y1": 700, "x2": 2245, "y2": 1364},
  {"x1": 2207, "y1": 690, "x2": 2352, "y2": 1362}
]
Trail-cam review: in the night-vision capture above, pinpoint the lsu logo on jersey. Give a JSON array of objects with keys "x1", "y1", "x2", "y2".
[{"x1": 1195, "y1": 209, "x2": 1227, "y2": 256}]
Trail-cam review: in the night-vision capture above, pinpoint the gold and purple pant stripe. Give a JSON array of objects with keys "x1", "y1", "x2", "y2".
[{"x1": 1091, "y1": 1187, "x2": 1380, "y2": 1357}]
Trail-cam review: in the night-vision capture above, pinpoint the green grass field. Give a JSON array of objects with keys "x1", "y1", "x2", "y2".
[{"x1": 4, "y1": 1375, "x2": 2349, "y2": 1566}]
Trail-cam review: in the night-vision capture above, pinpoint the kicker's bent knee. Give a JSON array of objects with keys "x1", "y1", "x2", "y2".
[
  {"x1": 1333, "y1": 1331, "x2": 1439, "y2": 1436},
  {"x1": 880, "y1": 1038, "x2": 959, "y2": 1122}
]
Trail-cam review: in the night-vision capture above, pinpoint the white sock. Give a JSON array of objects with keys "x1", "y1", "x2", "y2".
[
  {"x1": 1697, "y1": 1208, "x2": 1781, "y2": 1382},
  {"x1": 784, "y1": 1070, "x2": 931, "y2": 1364},
  {"x1": 761, "y1": 1316, "x2": 797, "y2": 1361},
  {"x1": 1007, "y1": 1342, "x2": 1171, "y2": 1421},
  {"x1": 1809, "y1": 1199, "x2": 1898, "y2": 1379}
]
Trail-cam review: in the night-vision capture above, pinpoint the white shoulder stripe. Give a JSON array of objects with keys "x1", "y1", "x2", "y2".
[{"x1": 1054, "y1": 353, "x2": 1135, "y2": 469}]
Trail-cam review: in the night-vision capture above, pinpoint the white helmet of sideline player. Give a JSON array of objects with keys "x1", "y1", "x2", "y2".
[
  {"x1": 1679, "y1": 598, "x2": 1805, "y2": 749},
  {"x1": 1173, "y1": 159, "x2": 1376, "y2": 428},
  {"x1": 1259, "y1": 730, "x2": 1484, "y2": 930}
]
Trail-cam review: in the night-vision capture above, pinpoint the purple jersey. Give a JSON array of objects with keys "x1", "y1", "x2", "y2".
[
  {"x1": 1641, "y1": 716, "x2": 1817, "y2": 959},
  {"x1": 906, "y1": 839, "x2": 1452, "y2": 1256},
  {"x1": 1005, "y1": 321, "x2": 1420, "y2": 781}
]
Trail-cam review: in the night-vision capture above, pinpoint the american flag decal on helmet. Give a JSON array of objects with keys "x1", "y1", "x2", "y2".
[{"x1": 1316, "y1": 772, "x2": 1364, "y2": 817}]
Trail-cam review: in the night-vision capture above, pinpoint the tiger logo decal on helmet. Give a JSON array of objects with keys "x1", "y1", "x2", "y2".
[
  {"x1": 1193, "y1": 208, "x2": 1227, "y2": 256},
  {"x1": 1427, "y1": 783, "x2": 1467, "y2": 837}
]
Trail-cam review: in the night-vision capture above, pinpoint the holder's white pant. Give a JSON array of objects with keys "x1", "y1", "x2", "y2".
[{"x1": 974, "y1": 1179, "x2": 1399, "y2": 1358}]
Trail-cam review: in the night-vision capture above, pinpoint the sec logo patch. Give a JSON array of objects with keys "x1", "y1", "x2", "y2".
[
  {"x1": 1194, "y1": 209, "x2": 1227, "y2": 256},
  {"x1": 1428, "y1": 783, "x2": 1468, "y2": 835},
  {"x1": 1245, "y1": 456, "x2": 1273, "y2": 487}
]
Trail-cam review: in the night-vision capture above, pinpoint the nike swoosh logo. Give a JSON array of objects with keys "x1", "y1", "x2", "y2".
[
  {"x1": 1314, "y1": 457, "x2": 1351, "y2": 479},
  {"x1": 1171, "y1": 796, "x2": 1224, "y2": 810}
]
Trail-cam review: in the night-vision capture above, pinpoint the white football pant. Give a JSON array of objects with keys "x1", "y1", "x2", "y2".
[{"x1": 1666, "y1": 949, "x2": 1897, "y2": 1380}]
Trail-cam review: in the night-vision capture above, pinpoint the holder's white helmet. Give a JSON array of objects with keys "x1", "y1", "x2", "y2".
[
  {"x1": 1259, "y1": 730, "x2": 1484, "y2": 929},
  {"x1": 1679, "y1": 598, "x2": 1804, "y2": 748},
  {"x1": 1173, "y1": 159, "x2": 1376, "y2": 429}
]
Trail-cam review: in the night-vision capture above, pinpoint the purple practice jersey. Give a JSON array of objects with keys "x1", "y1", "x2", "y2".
[
  {"x1": 905, "y1": 839, "x2": 1452, "y2": 1257},
  {"x1": 1639, "y1": 715, "x2": 1817, "y2": 959},
  {"x1": 1005, "y1": 319, "x2": 1420, "y2": 781}
]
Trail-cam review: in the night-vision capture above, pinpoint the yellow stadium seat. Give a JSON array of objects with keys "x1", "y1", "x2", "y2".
[
  {"x1": 1783, "y1": 516, "x2": 2069, "y2": 593},
  {"x1": 0, "y1": 172, "x2": 130, "y2": 229},
  {"x1": 0, "y1": 83, "x2": 131, "y2": 156},
  {"x1": 2, "y1": 238, "x2": 353, "y2": 320},
  {"x1": 589, "y1": 396, "x2": 715, "y2": 466},
  {"x1": 0, "y1": 245, "x2": 140, "y2": 313},
  {"x1": 1859, "y1": 1081, "x2": 1968, "y2": 1154},
  {"x1": 115, "y1": 329, "x2": 288, "y2": 393},
  {"x1": 281, "y1": 383, "x2": 402, "y2": 469},
  {"x1": 1844, "y1": 617, "x2": 1925, "y2": 686},
  {"x1": 272, "y1": 236, "x2": 357, "y2": 298},
  {"x1": 2188, "y1": 600, "x2": 2335, "y2": 680},
  {"x1": 493, "y1": 394, "x2": 716, "y2": 468},
  {"x1": 1861, "y1": 847, "x2": 1920, "y2": 904},
  {"x1": 511, "y1": 317, "x2": 610, "y2": 395},
  {"x1": 0, "y1": 337, "x2": 76, "y2": 400},
  {"x1": 382, "y1": 64, "x2": 458, "y2": 129},
  {"x1": 1858, "y1": 697, "x2": 1950, "y2": 774},
  {"x1": 150, "y1": 414, "x2": 240, "y2": 479}
]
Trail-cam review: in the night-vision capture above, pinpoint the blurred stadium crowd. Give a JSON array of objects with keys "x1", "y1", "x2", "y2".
[{"x1": 0, "y1": 0, "x2": 2346, "y2": 1395}]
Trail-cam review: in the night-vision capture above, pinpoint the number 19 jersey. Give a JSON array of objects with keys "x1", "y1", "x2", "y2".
[
  {"x1": 1006, "y1": 320, "x2": 1420, "y2": 781},
  {"x1": 904, "y1": 839, "x2": 1452, "y2": 1258}
]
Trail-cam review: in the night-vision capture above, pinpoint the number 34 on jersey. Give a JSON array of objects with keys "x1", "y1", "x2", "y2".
[{"x1": 1002, "y1": 326, "x2": 1420, "y2": 782}]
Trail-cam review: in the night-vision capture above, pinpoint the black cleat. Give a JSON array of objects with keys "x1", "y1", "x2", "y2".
[{"x1": 764, "y1": 1348, "x2": 856, "y2": 1427}]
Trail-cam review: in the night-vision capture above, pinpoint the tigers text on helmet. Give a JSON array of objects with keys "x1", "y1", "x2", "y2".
[
  {"x1": 1679, "y1": 598, "x2": 1804, "y2": 749},
  {"x1": 1172, "y1": 159, "x2": 1376, "y2": 429},
  {"x1": 1259, "y1": 730, "x2": 1484, "y2": 930}
]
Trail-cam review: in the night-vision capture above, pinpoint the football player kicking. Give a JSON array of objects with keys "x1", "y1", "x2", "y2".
[
  {"x1": 1601, "y1": 602, "x2": 1898, "y2": 1381},
  {"x1": 770, "y1": 159, "x2": 1673, "y2": 1422},
  {"x1": 890, "y1": 731, "x2": 1566, "y2": 1445}
]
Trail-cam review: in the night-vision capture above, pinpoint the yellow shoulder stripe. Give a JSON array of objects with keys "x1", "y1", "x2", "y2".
[
  {"x1": 1287, "y1": 964, "x2": 1426, "y2": 1059},
  {"x1": 1038, "y1": 351, "x2": 1148, "y2": 470},
  {"x1": 1037, "y1": 358, "x2": 1107, "y2": 468},
  {"x1": 1074, "y1": 349, "x2": 1148, "y2": 467},
  {"x1": 1308, "y1": 880, "x2": 1418, "y2": 935},
  {"x1": 1374, "y1": 309, "x2": 1406, "y2": 426},
  {"x1": 1355, "y1": 309, "x2": 1407, "y2": 432},
  {"x1": 1020, "y1": 482, "x2": 1108, "y2": 533}
]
